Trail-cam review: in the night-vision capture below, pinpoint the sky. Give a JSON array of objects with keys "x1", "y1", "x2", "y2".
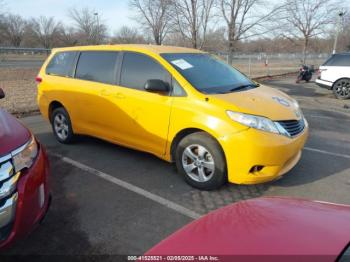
[
  {"x1": 3, "y1": 0, "x2": 350, "y2": 36},
  {"x1": 4, "y1": 0, "x2": 136, "y2": 34}
]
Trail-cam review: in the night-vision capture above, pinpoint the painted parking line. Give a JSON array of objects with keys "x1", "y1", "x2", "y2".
[
  {"x1": 47, "y1": 145, "x2": 347, "y2": 221},
  {"x1": 304, "y1": 147, "x2": 350, "y2": 159},
  {"x1": 50, "y1": 152, "x2": 202, "y2": 220}
]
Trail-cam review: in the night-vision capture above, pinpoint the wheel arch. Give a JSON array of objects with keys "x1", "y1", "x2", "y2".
[
  {"x1": 331, "y1": 77, "x2": 350, "y2": 90},
  {"x1": 170, "y1": 128, "x2": 226, "y2": 165},
  {"x1": 48, "y1": 101, "x2": 65, "y2": 122}
]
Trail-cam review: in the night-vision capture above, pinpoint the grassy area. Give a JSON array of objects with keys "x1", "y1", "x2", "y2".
[
  {"x1": 0, "y1": 53, "x2": 48, "y2": 61},
  {"x1": 0, "y1": 68, "x2": 39, "y2": 114}
]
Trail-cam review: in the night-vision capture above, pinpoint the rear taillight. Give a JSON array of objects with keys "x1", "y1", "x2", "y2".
[{"x1": 35, "y1": 76, "x2": 42, "y2": 84}]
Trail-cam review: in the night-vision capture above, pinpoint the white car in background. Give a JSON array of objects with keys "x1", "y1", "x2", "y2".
[{"x1": 316, "y1": 53, "x2": 350, "y2": 99}]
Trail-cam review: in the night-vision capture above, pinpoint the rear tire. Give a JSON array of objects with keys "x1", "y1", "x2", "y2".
[
  {"x1": 175, "y1": 132, "x2": 227, "y2": 190},
  {"x1": 51, "y1": 107, "x2": 75, "y2": 144},
  {"x1": 333, "y1": 78, "x2": 350, "y2": 100}
]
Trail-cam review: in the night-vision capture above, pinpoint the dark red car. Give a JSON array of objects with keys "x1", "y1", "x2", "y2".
[
  {"x1": 145, "y1": 197, "x2": 350, "y2": 261},
  {"x1": 0, "y1": 88, "x2": 50, "y2": 249}
]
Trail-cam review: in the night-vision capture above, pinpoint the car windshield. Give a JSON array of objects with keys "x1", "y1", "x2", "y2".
[{"x1": 161, "y1": 53, "x2": 257, "y2": 94}]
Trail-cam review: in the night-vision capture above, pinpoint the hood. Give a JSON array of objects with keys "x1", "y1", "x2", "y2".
[
  {"x1": 0, "y1": 109, "x2": 31, "y2": 157},
  {"x1": 210, "y1": 85, "x2": 301, "y2": 121},
  {"x1": 146, "y1": 197, "x2": 350, "y2": 257}
]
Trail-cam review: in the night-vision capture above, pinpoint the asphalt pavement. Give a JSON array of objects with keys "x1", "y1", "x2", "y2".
[{"x1": 2, "y1": 77, "x2": 350, "y2": 257}]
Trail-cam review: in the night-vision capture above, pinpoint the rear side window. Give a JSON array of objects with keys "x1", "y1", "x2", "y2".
[
  {"x1": 120, "y1": 52, "x2": 169, "y2": 90},
  {"x1": 323, "y1": 54, "x2": 350, "y2": 66},
  {"x1": 75, "y1": 51, "x2": 119, "y2": 85},
  {"x1": 46, "y1": 52, "x2": 77, "y2": 77}
]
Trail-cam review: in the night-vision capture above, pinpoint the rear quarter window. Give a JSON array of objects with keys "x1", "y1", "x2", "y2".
[
  {"x1": 323, "y1": 54, "x2": 350, "y2": 66},
  {"x1": 46, "y1": 51, "x2": 77, "y2": 77},
  {"x1": 75, "y1": 51, "x2": 119, "y2": 85}
]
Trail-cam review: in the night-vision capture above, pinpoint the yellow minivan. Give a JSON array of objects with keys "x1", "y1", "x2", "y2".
[{"x1": 37, "y1": 45, "x2": 308, "y2": 190}]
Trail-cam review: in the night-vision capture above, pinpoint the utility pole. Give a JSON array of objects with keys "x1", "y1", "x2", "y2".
[{"x1": 332, "y1": 10, "x2": 345, "y2": 54}]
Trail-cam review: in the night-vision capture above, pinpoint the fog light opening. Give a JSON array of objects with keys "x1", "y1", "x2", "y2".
[{"x1": 250, "y1": 165, "x2": 264, "y2": 174}]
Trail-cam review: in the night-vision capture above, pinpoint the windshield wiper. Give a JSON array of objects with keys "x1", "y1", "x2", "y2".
[{"x1": 229, "y1": 83, "x2": 259, "y2": 92}]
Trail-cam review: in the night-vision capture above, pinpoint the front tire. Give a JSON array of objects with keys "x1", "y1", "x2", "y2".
[
  {"x1": 175, "y1": 132, "x2": 227, "y2": 190},
  {"x1": 333, "y1": 78, "x2": 350, "y2": 100},
  {"x1": 51, "y1": 107, "x2": 75, "y2": 144}
]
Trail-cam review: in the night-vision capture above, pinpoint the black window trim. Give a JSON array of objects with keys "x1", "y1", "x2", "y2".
[
  {"x1": 115, "y1": 52, "x2": 123, "y2": 85},
  {"x1": 74, "y1": 50, "x2": 121, "y2": 85},
  {"x1": 72, "y1": 51, "x2": 80, "y2": 77},
  {"x1": 45, "y1": 51, "x2": 79, "y2": 78},
  {"x1": 119, "y1": 51, "x2": 173, "y2": 95}
]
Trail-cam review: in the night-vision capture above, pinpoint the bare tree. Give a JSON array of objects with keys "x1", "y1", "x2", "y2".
[
  {"x1": 68, "y1": 7, "x2": 107, "y2": 45},
  {"x1": 202, "y1": 27, "x2": 227, "y2": 51},
  {"x1": 281, "y1": 0, "x2": 339, "y2": 63},
  {"x1": 171, "y1": 0, "x2": 216, "y2": 49},
  {"x1": 0, "y1": 0, "x2": 6, "y2": 44},
  {"x1": 112, "y1": 26, "x2": 146, "y2": 44},
  {"x1": 58, "y1": 26, "x2": 79, "y2": 46},
  {"x1": 29, "y1": 16, "x2": 61, "y2": 48},
  {"x1": 219, "y1": 0, "x2": 281, "y2": 64},
  {"x1": 130, "y1": 0, "x2": 171, "y2": 45},
  {"x1": 1, "y1": 14, "x2": 26, "y2": 46}
]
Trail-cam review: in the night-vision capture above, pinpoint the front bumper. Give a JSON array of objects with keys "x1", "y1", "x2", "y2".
[
  {"x1": 0, "y1": 142, "x2": 50, "y2": 250},
  {"x1": 220, "y1": 125, "x2": 309, "y2": 184}
]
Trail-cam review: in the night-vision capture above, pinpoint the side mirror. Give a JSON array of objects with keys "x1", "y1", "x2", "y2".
[
  {"x1": 0, "y1": 88, "x2": 5, "y2": 99},
  {"x1": 144, "y1": 79, "x2": 170, "y2": 93}
]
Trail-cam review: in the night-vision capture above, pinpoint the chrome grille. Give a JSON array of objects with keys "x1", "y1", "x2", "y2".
[
  {"x1": 276, "y1": 119, "x2": 305, "y2": 137},
  {"x1": 0, "y1": 156, "x2": 18, "y2": 231}
]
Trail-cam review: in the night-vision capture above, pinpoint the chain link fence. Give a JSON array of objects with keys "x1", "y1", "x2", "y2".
[
  {"x1": 213, "y1": 52, "x2": 330, "y2": 78},
  {"x1": 0, "y1": 47, "x2": 331, "y2": 77}
]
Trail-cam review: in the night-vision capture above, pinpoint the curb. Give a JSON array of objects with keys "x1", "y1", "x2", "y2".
[
  {"x1": 13, "y1": 109, "x2": 40, "y2": 118},
  {"x1": 253, "y1": 72, "x2": 298, "y2": 82}
]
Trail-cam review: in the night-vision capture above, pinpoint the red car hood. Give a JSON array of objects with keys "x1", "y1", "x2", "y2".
[
  {"x1": 146, "y1": 197, "x2": 350, "y2": 258},
  {"x1": 0, "y1": 109, "x2": 31, "y2": 156}
]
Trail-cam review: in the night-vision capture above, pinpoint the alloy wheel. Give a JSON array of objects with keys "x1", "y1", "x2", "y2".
[
  {"x1": 53, "y1": 113, "x2": 69, "y2": 140},
  {"x1": 181, "y1": 144, "x2": 215, "y2": 183},
  {"x1": 334, "y1": 79, "x2": 350, "y2": 98}
]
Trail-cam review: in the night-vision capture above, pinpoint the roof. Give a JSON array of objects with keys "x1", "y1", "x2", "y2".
[
  {"x1": 334, "y1": 52, "x2": 350, "y2": 56},
  {"x1": 146, "y1": 197, "x2": 350, "y2": 257},
  {"x1": 52, "y1": 44, "x2": 205, "y2": 55}
]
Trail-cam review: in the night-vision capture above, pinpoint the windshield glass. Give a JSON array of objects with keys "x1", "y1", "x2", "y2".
[{"x1": 161, "y1": 53, "x2": 257, "y2": 94}]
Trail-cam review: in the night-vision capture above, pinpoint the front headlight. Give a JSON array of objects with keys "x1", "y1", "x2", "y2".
[
  {"x1": 226, "y1": 111, "x2": 280, "y2": 134},
  {"x1": 12, "y1": 136, "x2": 38, "y2": 172},
  {"x1": 292, "y1": 99, "x2": 299, "y2": 108}
]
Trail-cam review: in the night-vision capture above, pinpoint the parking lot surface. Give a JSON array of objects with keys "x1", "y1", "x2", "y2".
[{"x1": 2, "y1": 78, "x2": 350, "y2": 256}]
